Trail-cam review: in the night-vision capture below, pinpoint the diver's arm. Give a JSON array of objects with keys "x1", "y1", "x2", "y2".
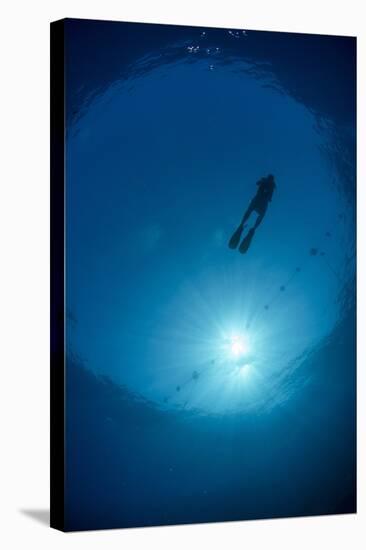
[{"x1": 267, "y1": 184, "x2": 275, "y2": 202}]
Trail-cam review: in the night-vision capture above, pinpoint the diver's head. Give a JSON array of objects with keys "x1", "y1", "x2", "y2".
[{"x1": 267, "y1": 174, "x2": 276, "y2": 187}]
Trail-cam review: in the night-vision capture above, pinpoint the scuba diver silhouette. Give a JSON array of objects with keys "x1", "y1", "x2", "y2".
[{"x1": 229, "y1": 174, "x2": 276, "y2": 253}]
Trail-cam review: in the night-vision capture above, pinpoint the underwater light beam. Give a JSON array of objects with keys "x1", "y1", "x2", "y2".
[{"x1": 228, "y1": 334, "x2": 249, "y2": 358}]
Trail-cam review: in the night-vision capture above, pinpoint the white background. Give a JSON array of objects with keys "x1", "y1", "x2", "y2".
[{"x1": 0, "y1": 0, "x2": 364, "y2": 548}]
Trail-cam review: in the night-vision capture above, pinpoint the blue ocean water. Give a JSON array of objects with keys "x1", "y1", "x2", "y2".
[{"x1": 64, "y1": 20, "x2": 356, "y2": 530}]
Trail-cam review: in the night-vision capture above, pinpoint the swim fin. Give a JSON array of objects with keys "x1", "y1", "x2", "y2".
[
  {"x1": 229, "y1": 224, "x2": 244, "y2": 249},
  {"x1": 239, "y1": 228, "x2": 255, "y2": 254}
]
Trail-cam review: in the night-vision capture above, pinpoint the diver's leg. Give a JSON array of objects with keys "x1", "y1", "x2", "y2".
[
  {"x1": 229, "y1": 203, "x2": 253, "y2": 249},
  {"x1": 240, "y1": 203, "x2": 254, "y2": 226},
  {"x1": 253, "y1": 202, "x2": 267, "y2": 229},
  {"x1": 254, "y1": 212, "x2": 265, "y2": 229}
]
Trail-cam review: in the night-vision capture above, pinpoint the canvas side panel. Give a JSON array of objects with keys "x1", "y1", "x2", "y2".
[{"x1": 50, "y1": 19, "x2": 65, "y2": 532}]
